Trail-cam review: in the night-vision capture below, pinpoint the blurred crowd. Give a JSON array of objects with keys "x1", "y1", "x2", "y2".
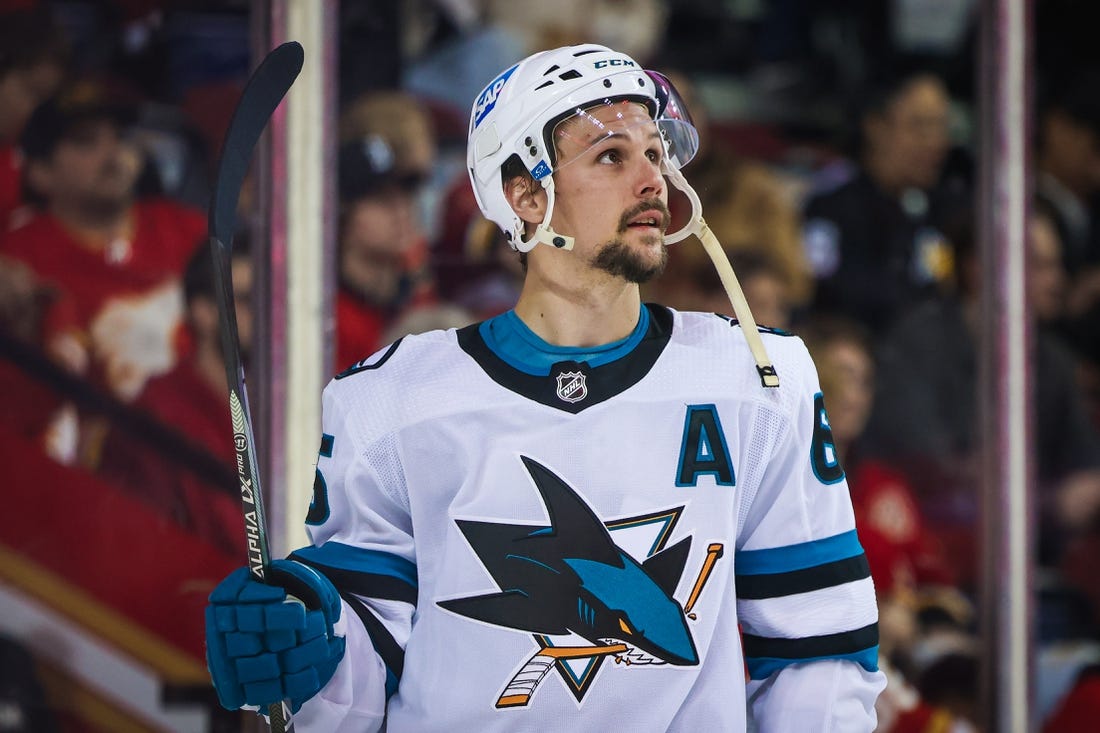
[{"x1": 1, "y1": 1, "x2": 1100, "y2": 731}]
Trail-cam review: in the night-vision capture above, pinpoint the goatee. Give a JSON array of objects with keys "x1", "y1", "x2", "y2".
[
  {"x1": 591, "y1": 238, "x2": 668, "y2": 283},
  {"x1": 590, "y1": 197, "x2": 671, "y2": 283}
]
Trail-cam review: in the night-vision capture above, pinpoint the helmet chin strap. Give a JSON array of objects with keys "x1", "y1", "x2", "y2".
[
  {"x1": 662, "y1": 164, "x2": 703, "y2": 245},
  {"x1": 513, "y1": 179, "x2": 575, "y2": 253},
  {"x1": 663, "y1": 166, "x2": 781, "y2": 389}
]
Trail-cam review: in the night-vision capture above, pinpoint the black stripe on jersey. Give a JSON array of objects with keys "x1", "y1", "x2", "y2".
[
  {"x1": 736, "y1": 553, "x2": 871, "y2": 599},
  {"x1": 457, "y1": 303, "x2": 673, "y2": 413},
  {"x1": 289, "y1": 554, "x2": 418, "y2": 605},
  {"x1": 340, "y1": 591, "x2": 405, "y2": 696},
  {"x1": 742, "y1": 622, "x2": 879, "y2": 661},
  {"x1": 712, "y1": 313, "x2": 794, "y2": 336},
  {"x1": 335, "y1": 337, "x2": 405, "y2": 380}
]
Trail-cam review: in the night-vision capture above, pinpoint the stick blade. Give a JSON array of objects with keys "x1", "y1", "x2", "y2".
[{"x1": 209, "y1": 40, "x2": 304, "y2": 248}]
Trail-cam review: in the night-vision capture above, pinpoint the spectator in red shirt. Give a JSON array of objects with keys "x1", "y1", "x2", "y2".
[
  {"x1": 2, "y1": 83, "x2": 205, "y2": 465},
  {"x1": 5, "y1": 83, "x2": 205, "y2": 397},
  {"x1": 336, "y1": 133, "x2": 435, "y2": 370},
  {"x1": 98, "y1": 237, "x2": 252, "y2": 557}
]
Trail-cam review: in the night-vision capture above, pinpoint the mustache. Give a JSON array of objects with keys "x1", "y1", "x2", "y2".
[{"x1": 617, "y1": 199, "x2": 671, "y2": 234}]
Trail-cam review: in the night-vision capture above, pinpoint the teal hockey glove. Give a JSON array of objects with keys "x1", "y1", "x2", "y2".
[{"x1": 205, "y1": 559, "x2": 346, "y2": 713}]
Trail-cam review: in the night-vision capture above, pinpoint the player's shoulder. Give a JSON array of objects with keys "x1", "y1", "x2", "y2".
[
  {"x1": 669, "y1": 308, "x2": 817, "y2": 396},
  {"x1": 331, "y1": 326, "x2": 461, "y2": 384},
  {"x1": 324, "y1": 325, "x2": 476, "y2": 411},
  {"x1": 322, "y1": 325, "x2": 472, "y2": 440},
  {"x1": 672, "y1": 309, "x2": 803, "y2": 352}
]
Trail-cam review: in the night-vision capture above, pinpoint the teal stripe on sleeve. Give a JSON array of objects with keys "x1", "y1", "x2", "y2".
[
  {"x1": 736, "y1": 530, "x2": 863, "y2": 576},
  {"x1": 745, "y1": 646, "x2": 880, "y2": 680},
  {"x1": 293, "y1": 542, "x2": 417, "y2": 587}
]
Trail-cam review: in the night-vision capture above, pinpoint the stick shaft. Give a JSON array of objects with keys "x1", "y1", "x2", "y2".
[{"x1": 209, "y1": 40, "x2": 304, "y2": 733}]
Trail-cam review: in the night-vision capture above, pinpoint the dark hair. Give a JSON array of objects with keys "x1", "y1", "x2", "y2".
[
  {"x1": 183, "y1": 232, "x2": 251, "y2": 305},
  {"x1": 796, "y1": 314, "x2": 873, "y2": 361},
  {"x1": 691, "y1": 249, "x2": 783, "y2": 295},
  {"x1": 338, "y1": 136, "x2": 423, "y2": 203},
  {"x1": 1039, "y1": 70, "x2": 1100, "y2": 141},
  {"x1": 727, "y1": 250, "x2": 785, "y2": 283},
  {"x1": 501, "y1": 153, "x2": 533, "y2": 189},
  {"x1": 20, "y1": 84, "x2": 136, "y2": 162},
  {"x1": 847, "y1": 67, "x2": 947, "y2": 156}
]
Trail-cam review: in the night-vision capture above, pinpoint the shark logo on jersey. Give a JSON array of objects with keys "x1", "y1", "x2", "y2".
[{"x1": 438, "y1": 456, "x2": 724, "y2": 709}]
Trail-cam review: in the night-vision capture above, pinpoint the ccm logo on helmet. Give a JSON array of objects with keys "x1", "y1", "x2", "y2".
[
  {"x1": 474, "y1": 63, "x2": 518, "y2": 128},
  {"x1": 593, "y1": 58, "x2": 636, "y2": 69}
]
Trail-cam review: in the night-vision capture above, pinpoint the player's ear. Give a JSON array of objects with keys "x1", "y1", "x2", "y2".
[{"x1": 503, "y1": 174, "x2": 546, "y2": 226}]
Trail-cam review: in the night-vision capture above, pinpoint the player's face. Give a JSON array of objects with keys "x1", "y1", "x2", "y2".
[{"x1": 551, "y1": 103, "x2": 670, "y2": 283}]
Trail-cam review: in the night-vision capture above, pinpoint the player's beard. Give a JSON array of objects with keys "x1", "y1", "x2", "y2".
[{"x1": 591, "y1": 199, "x2": 671, "y2": 284}]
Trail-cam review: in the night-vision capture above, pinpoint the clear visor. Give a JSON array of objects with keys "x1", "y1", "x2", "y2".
[{"x1": 548, "y1": 71, "x2": 699, "y2": 173}]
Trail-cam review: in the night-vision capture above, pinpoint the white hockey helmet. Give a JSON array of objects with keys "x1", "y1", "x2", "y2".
[{"x1": 466, "y1": 44, "x2": 701, "y2": 252}]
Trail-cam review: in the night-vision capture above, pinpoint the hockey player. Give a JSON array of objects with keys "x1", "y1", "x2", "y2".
[{"x1": 206, "y1": 44, "x2": 886, "y2": 730}]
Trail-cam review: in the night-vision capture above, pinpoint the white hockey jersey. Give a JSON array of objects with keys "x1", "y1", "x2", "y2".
[{"x1": 288, "y1": 305, "x2": 885, "y2": 732}]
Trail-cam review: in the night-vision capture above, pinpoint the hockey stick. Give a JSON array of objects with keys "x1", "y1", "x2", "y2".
[
  {"x1": 496, "y1": 643, "x2": 629, "y2": 708},
  {"x1": 209, "y1": 40, "x2": 304, "y2": 733},
  {"x1": 683, "y1": 542, "x2": 724, "y2": 619}
]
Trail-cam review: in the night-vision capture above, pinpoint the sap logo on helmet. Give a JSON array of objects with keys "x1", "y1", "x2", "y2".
[
  {"x1": 593, "y1": 58, "x2": 636, "y2": 70},
  {"x1": 474, "y1": 64, "x2": 518, "y2": 128}
]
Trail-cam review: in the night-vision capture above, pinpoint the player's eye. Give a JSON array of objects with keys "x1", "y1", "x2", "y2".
[
  {"x1": 646, "y1": 147, "x2": 662, "y2": 164},
  {"x1": 596, "y1": 148, "x2": 622, "y2": 165},
  {"x1": 618, "y1": 617, "x2": 633, "y2": 635}
]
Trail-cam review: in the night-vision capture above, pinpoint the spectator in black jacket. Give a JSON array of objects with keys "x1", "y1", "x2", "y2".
[{"x1": 801, "y1": 68, "x2": 969, "y2": 334}]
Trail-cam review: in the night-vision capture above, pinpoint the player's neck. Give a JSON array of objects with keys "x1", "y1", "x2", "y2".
[{"x1": 514, "y1": 270, "x2": 643, "y2": 347}]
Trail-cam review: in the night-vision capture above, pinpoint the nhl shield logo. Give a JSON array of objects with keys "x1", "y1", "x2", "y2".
[{"x1": 555, "y1": 371, "x2": 588, "y2": 403}]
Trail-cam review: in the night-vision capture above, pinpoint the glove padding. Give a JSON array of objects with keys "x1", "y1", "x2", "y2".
[{"x1": 206, "y1": 559, "x2": 346, "y2": 713}]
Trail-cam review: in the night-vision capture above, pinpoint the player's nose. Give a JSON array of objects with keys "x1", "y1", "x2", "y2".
[{"x1": 634, "y1": 158, "x2": 664, "y2": 199}]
